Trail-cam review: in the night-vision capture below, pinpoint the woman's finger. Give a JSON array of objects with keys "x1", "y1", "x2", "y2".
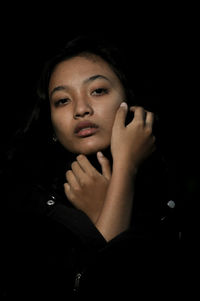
[
  {"x1": 145, "y1": 111, "x2": 154, "y2": 128},
  {"x1": 113, "y1": 102, "x2": 128, "y2": 129},
  {"x1": 71, "y1": 160, "x2": 85, "y2": 183},
  {"x1": 65, "y1": 170, "x2": 80, "y2": 190},
  {"x1": 76, "y1": 154, "x2": 97, "y2": 176},
  {"x1": 64, "y1": 182, "x2": 71, "y2": 197},
  {"x1": 129, "y1": 106, "x2": 146, "y2": 123},
  {"x1": 64, "y1": 182, "x2": 79, "y2": 208},
  {"x1": 97, "y1": 152, "x2": 111, "y2": 180}
]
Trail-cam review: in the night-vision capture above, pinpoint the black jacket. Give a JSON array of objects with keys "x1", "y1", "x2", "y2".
[{"x1": 1, "y1": 176, "x2": 181, "y2": 300}]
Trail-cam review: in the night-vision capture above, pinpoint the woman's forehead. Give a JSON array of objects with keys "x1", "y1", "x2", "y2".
[
  {"x1": 49, "y1": 55, "x2": 121, "y2": 88},
  {"x1": 53, "y1": 54, "x2": 114, "y2": 75}
]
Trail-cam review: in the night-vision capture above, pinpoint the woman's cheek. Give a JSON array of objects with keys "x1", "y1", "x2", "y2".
[{"x1": 51, "y1": 110, "x2": 69, "y2": 132}]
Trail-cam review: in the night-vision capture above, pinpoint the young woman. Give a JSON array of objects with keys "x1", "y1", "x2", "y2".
[{"x1": 1, "y1": 34, "x2": 180, "y2": 299}]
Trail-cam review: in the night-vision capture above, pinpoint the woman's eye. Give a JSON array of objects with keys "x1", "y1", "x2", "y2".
[
  {"x1": 55, "y1": 98, "x2": 69, "y2": 106},
  {"x1": 92, "y1": 88, "x2": 109, "y2": 96}
]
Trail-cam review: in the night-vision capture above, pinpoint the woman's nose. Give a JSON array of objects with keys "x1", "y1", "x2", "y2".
[{"x1": 73, "y1": 97, "x2": 94, "y2": 119}]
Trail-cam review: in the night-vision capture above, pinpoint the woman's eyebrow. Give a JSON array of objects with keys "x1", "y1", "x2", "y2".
[
  {"x1": 50, "y1": 85, "x2": 68, "y2": 99},
  {"x1": 50, "y1": 74, "x2": 111, "y2": 98},
  {"x1": 83, "y1": 74, "x2": 111, "y2": 84}
]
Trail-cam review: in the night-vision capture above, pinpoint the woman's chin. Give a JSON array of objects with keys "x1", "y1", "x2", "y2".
[
  {"x1": 72, "y1": 143, "x2": 110, "y2": 156},
  {"x1": 75, "y1": 148, "x2": 103, "y2": 156}
]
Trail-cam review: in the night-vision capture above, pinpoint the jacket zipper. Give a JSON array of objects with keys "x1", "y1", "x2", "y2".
[{"x1": 73, "y1": 272, "x2": 82, "y2": 293}]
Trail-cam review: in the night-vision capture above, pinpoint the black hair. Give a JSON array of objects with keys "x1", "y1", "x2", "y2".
[{"x1": 37, "y1": 34, "x2": 135, "y2": 105}]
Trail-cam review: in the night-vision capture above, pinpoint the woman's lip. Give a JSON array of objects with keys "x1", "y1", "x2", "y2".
[
  {"x1": 74, "y1": 121, "x2": 99, "y2": 134},
  {"x1": 75, "y1": 127, "x2": 99, "y2": 138}
]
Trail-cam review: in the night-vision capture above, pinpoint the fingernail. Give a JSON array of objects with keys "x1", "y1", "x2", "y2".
[
  {"x1": 97, "y1": 151, "x2": 104, "y2": 158},
  {"x1": 120, "y1": 102, "x2": 127, "y2": 108}
]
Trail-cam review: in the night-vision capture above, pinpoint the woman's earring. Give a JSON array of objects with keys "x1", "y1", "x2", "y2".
[{"x1": 52, "y1": 134, "x2": 58, "y2": 143}]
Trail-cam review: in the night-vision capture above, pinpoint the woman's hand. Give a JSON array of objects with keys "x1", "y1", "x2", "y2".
[
  {"x1": 64, "y1": 153, "x2": 111, "y2": 223},
  {"x1": 111, "y1": 102, "x2": 156, "y2": 173}
]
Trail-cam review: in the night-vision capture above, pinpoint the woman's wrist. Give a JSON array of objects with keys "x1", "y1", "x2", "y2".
[{"x1": 112, "y1": 157, "x2": 138, "y2": 178}]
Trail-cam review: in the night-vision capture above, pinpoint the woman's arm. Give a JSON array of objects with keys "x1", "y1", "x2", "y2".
[{"x1": 95, "y1": 103, "x2": 156, "y2": 241}]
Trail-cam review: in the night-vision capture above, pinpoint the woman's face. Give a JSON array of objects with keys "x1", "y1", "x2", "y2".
[{"x1": 49, "y1": 54, "x2": 126, "y2": 155}]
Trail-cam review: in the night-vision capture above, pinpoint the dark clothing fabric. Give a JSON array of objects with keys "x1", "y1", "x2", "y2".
[{"x1": 1, "y1": 180, "x2": 182, "y2": 300}]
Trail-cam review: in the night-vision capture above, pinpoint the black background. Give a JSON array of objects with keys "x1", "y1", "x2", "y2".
[{"x1": 1, "y1": 3, "x2": 198, "y2": 236}]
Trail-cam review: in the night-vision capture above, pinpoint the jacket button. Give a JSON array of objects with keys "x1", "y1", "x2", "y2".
[{"x1": 167, "y1": 200, "x2": 176, "y2": 209}]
